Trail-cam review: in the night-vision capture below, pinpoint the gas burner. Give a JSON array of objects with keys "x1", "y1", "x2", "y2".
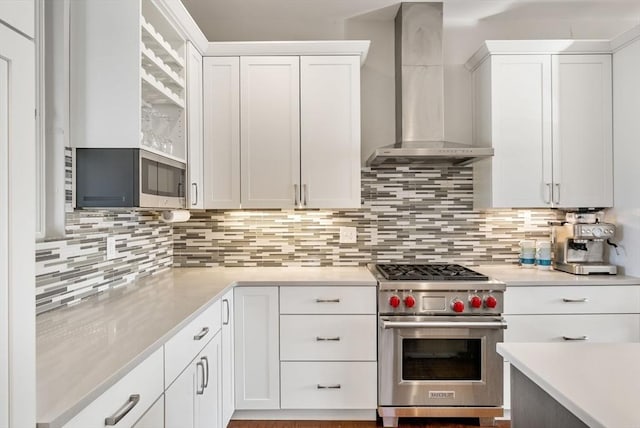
[{"x1": 376, "y1": 264, "x2": 489, "y2": 281}]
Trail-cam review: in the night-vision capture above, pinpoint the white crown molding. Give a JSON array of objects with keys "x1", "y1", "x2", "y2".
[
  {"x1": 153, "y1": 0, "x2": 208, "y2": 54},
  {"x1": 610, "y1": 25, "x2": 640, "y2": 52}
]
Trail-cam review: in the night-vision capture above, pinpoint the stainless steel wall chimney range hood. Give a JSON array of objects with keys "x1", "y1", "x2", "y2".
[{"x1": 366, "y1": 3, "x2": 493, "y2": 167}]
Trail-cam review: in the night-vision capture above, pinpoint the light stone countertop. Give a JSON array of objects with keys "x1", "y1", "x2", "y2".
[
  {"x1": 476, "y1": 264, "x2": 640, "y2": 286},
  {"x1": 497, "y1": 342, "x2": 640, "y2": 428},
  {"x1": 36, "y1": 266, "x2": 376, "y2": 428}
]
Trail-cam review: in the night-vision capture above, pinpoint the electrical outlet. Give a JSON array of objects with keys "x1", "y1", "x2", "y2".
[
  {"x1": 106, "y1": 237, "x2": 117, "y2": 260},
  {"x1": 339, "y1": 226, "x2": 357, "y2": 244}
]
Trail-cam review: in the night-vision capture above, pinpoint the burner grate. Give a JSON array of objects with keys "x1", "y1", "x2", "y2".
[{"x1": 376, "y1": 264, "x2": 489, "y2": 281}]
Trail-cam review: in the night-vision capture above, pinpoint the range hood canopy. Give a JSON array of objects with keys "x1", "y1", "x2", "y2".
[{"x1": 366, "y1": 3, "x2": 493, "y2": 167}]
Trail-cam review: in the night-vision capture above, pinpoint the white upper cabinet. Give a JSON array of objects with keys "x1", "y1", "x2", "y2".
[
  {"x1": 300, "y1": 56, "x2": 361, "y2": 209},
  {"x1": 70, "y1": 0, "x2": 187, "y2": 162},
  {"x1": 240, "y1": 56, "x2": 301, "y2": 209},
  {"x1": 203, "y1": 56, "x2": 241, "y2": 209},
  {"x1": 202, "y1": 51, "x2": 364, "y2": 209},
  {"x1": 187, "y1": 42, "x2": 204, "y2": 209},
  {"x1": 469, "y1": 42, "x2": 613, "y2": 209},
  {"x1": 551, "y1": 54, "x2": 613, "y2": 208}
]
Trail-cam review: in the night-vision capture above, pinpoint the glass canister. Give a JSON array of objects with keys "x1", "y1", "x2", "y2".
[
  {"x1": 536, "y1": 241, "x2": 552, "y2": 270},
  {"x1": 519, "y1": 240, "x2": 536, "y2": 268}
]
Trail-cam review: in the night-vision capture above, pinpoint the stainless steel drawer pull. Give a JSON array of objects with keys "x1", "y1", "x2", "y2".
[
  {"x1": 562, "y1": 298, "x2": 588, "y2": 303},
  {"x1": 317, "y1": 384, "x2": 341, "y2": 389},
  {"x1": 223, "y1": 299, "x2": 230, "y2": 325},
  {"x1": 202, "y1": 356, "x2": 209, "y2": 388},
  {"x1": 563, "y1": 335, "x2": 588, "y2": 341},
  {"x1": 315, "y1": 298, "x2": 340, "y2": 303},
  {"x1": 193, "y1": 326, "x2": 210, "y2": 340},
  {"x1": 316, "y1": 336, "x2": 341, "y2": 341},
  {"x1": 196, "y1": 361, "x2": 205, "y2": 395},
  {"x1": 105, "y1": 394, "x2": 140, "y2": 425}
]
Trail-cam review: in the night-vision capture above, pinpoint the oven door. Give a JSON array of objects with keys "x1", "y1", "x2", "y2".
[{"x1": 378, "y1": 316, "x2": 506, "y2": 407}]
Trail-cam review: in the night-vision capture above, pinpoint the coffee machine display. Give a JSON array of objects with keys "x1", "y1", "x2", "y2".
[{"x1": 551, "y1": 219, "x2": 617, "y2": 275}]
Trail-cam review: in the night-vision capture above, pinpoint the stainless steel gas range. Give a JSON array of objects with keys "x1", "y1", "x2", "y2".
[{"x1": 369, "y1": 263, "x2": 507, "y2": 428}]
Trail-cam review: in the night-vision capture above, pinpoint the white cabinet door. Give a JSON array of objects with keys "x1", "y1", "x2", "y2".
[
  {"x1": 234, "y1": 287, "x2": 280, "y2": 409},
  {"x1": 485, "y1": 55, "x2": 552, "y2": 208},
  {"x1": 0, "y1": 22, "x2": 35, "y2": 428},
  {"x1": 240, "y1": 57, "x2": 300, "y2": 209},
  {"x1": 195, "y1": 333, "x2": 221, "y2": 428},
  {"x1": 203, "y1": 57, "x2": 240, "y2": 209},
  {"x1": 300, "y1": 56, "x2": 361, "y2": 209},
  {"x1": 0, "y1": 0, "x2": 35, "y2": 38},
  {"x1": 165, "y1": 364, "x2": 195, "y2": 428},
  {"x1": 552, "y1": 54, "x2": 613, "y2": 208},
  {"x1": 221, "y1": 290, "x2": 235, "y2": 426},
  {"x1": 187, "y1": 42, "x2": 204, "y2": 209}
]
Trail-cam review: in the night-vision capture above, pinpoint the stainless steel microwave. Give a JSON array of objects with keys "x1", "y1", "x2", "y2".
[{"x1": 76, "y1": 149, "x2": 186, "y2": 209}]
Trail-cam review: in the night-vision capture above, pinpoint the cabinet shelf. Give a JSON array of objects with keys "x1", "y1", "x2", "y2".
[
  {"x1": 141, "y1": 18, "x2": 185, "y2": 70},
  {"x1": 141, "y1": 70, "x2": 184, "y2": 108},
  {"x1": 141, "y1": 46, "x2": 185, "y2": 91}
]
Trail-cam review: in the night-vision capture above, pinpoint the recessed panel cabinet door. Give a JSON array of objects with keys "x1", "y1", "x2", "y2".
[
  {"x1": 187, "y1": 42, "x2": 204, "y2": 209},
  {"x1": 552, "y1": 54, "x2": 613, "y2": 208},
  {"x1": 240, "y1": 57, "x2": 300, "y2": 209},
  {"x1": 203, "y1": 57, "x2": 241, "y2": 209},
  {"x1": 0, "y1": 22, "x2": 35, "y2": 428},
  {"x1": 234, "y1": 287, "x2": 280, "y2": 410},
  {"x1": 300, "y1": 56, "x2": 361, "y2": 208}
]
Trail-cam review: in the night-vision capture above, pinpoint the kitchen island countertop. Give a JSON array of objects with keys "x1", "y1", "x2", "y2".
[
  {"x1": 37, "y1": 266, "x2": 376, "y2": 428},
  {"x1": 498, "y1": 342, "x2": 640, "y2": 428}
]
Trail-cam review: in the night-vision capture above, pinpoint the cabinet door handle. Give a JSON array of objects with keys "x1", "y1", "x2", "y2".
[
  {"x1": 223, "y1": 299, "x2": 230, "y2": 325},
  {"x1": 196, "y1": 361, "x2": 205, "y2": 395},
  {"x1": 562, "y1": 297, "x2": 588, "y2": 303},
  {"x1": 316, "y1": 336, "x2": 341, "y2": 341},
  {"x1": 553, "y1": 183, "x2": 560, "y2": 204},
  {"x1": 544, "y1": 183, "x2": 551, "y2": 204},
  {"x1": 303, "y1": 184, "x2": 308, "y2": 206},
  {"x1": 317, "y1": 384, "x2": 341, "y2": 389},
  {"x1": 191, "y1": 183, "x2": 198, "y2": 206},
  {"x1": 563, "y1": 335, "x2": 588, "y2": 341},
  {"x1": 315, "y1": 298, "x2": 340, "y2": 303},
  {"x1": 104, "y1": 394, "x2": 140, "y2": 425},
  {"x1": 202, "y1": 356, "x2": 209, "y2": 388},
  {"x1": 294, "y1": 184, "x2": 299, "y2": 206},
  {"x1": 193, "y1": 326, "x2": 210, "y2": 341}
]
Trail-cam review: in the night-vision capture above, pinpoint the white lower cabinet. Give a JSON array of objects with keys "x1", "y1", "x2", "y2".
[
  {"x1": 221, "y1": 289, "x2": 235, "y2": 427},
  {"x1": 280, "y1": 361, "x2": 377, "y2": 409},
  {"x1": 502, "y1": 284, "x2": 640, "y2": 411},
  {"x1": 166, "y1": 332, "x2": 222, "y2": 428},
  {"x1": 132, "y1": 395, "x2": 164, "y2": 428},
  {"x1": 234, "y1": 286, "x2": 280, "y2": 410},
  {"x1": 63, "y1": 348, "x2": 164, "y2": 428}
]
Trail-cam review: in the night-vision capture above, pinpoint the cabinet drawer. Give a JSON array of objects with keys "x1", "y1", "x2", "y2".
[
  {"x1": 280, "y1": 286, "x2": 376, "y2": 314},
  {"x1": 280, "y1": 315, "x2": 376, "y2": 361},
  {"x1": 281, "y1": 361, "x2": 377, "y2": 409},
  {"x1": 504, "y1": 314, "x2": 640, "y2": 343},
  {"x1": 165, "y1": 299, "x2": 221, "y2": 386},
  {"x1": 63, "y1": 348, "x2": 163, "y2": 428},
  {"x1": 505, "y1": 286, "x2": 640, "y2": 314}
]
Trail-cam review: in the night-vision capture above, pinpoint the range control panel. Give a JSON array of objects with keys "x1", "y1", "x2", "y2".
[{"x1": 379, "y1": 291, "x2": 503, "y2": 315}]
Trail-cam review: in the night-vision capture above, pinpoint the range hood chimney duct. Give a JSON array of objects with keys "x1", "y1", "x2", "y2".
[{"x1": 366, "y1": 2, "x2": 493, "y2": 167}]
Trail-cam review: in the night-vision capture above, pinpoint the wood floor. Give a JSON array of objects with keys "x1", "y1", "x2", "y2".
[{"x1": 229, "y1": 418, "x2": 510, "y2": 428}]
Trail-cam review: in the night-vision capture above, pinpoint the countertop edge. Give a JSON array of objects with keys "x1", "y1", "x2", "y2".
[{"x1": 497, "y1": 344, "x2": 605, "y2": 428}]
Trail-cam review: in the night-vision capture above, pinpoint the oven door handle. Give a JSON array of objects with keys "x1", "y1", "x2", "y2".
[{"x1": 380, "y1": 319, "x2": 507, "y2": 330}]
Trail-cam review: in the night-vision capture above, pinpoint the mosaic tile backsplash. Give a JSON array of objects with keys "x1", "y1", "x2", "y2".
[
  {"x1": 36, "y1": 210, "x2": 172, "y2": 314},
  {"x1": 173, "y1": 167, "x2": 564, "y2": 267}
]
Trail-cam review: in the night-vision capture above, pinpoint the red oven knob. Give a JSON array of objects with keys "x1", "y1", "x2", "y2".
[
  {"x1": 485, "y1": 295, "x2": 498, "y2": 309},
  {"x1": 389, "y1": 295, "x2": 401, "y2": 308},
  {"x1": 470, "y1": 295, "x2": 482, "y2": 308},
  {"x1": 404, "y1": 295, "x2": 416, "y2": 308},
  {"x1": 452, "y1": 300, "x2": 465, "y2": 313}
]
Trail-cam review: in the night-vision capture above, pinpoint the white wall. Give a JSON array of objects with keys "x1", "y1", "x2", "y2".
[{"x1": 607, "y1": 32, "x2": 640, "y2": 276}]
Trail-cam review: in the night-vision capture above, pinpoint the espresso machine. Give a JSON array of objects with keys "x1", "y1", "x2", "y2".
[{"x1": 551, "y1": 218, "x2": 617, "y2": 275}]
